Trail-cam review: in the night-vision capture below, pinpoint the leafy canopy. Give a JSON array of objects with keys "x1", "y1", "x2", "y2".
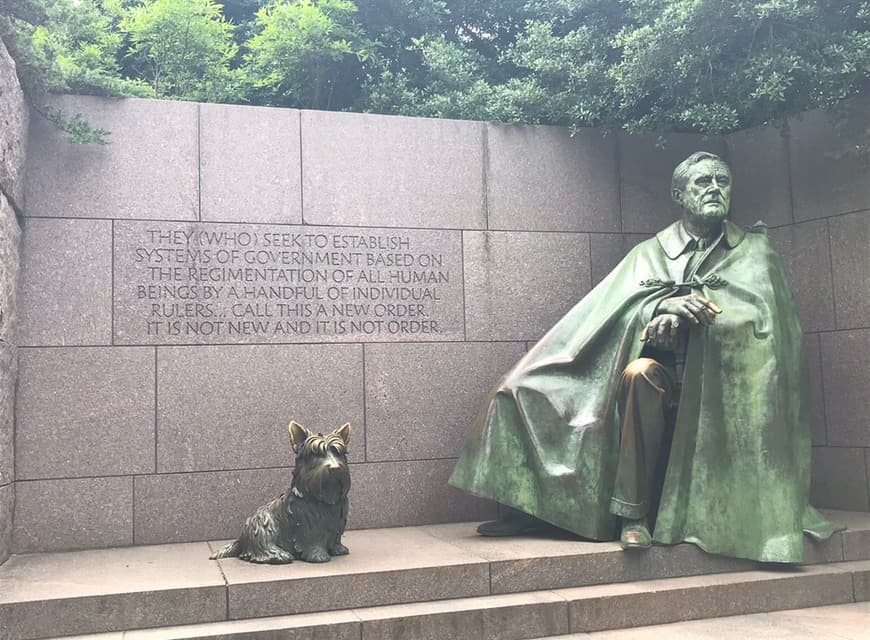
[
  {"x1": 244, "y1": 0, "x2": 376, "y2": 109},
  {"x1": 0, "y1": 0, "x2": 868, "y2": 137},
  {"x1": 121, "y1": 0, "x2": 239, "y2": 101}
]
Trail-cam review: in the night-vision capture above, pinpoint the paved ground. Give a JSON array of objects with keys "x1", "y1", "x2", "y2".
[{"x1": 546, "y1": 602, "x2": 870, "y2": 639}]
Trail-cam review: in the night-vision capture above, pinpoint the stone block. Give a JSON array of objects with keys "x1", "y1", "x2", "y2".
[
  {"x1": 789, "y1": 103, "x2": 870, "y2": 221},
  {"x1": 822, "y1": 509, "x2": 870, "y2": 550},
  {"x1": 854, "y1": 560, "x2": 870, "y2": 601},
  {"x1": 0, "y1": 342, "x2": 15, "y2": 486},
  {"x1": 113, "y1": 221, "x2": 465, "y2": 345},
  {"x1": 725, "y1": 125, "x2": 793, "y2": 228},
  {"x1": 589, "y1": 233, "x2": 650, "y2": 286},
  {"x1": 803, "y1": 333, "x2": 827, "y2": 446},
  {"x1": 133, "y1": 468, "x2": 292, "y2": 545},
  {"x1": 357, "y1": 592, "x2": 569, "y2": 640},
  {"x1": 0, "y1": 192, "x2": 21, "y2": 344},
  {"x1": 768, "y1": 220, "x2": 835, "y2": 332},
  {"x1": 829, "y1": 211, "x2": 870, "y2": 330},
  {"x1": 217, "y1": 527, "x2": 490, "y2": 619},
  {"x1": 301, "y1": 110, "x2": 485, "y2": 229},
  {"x1": 0, "y1": 483, "x2": 11, "y2": 566},
  {"x1": 487, "y1": 124, "x2": 619, "y2": 232},
  {"x1": 493, "y1": 543, "x2": 755, "y2": 596},
  {"x1": 0, "y1": 38, "x2": 28, "y2": 210},
  {"x1": 464, "y1": 231, "x2": 591, "y2": 341},
  {"x1": 802, "y1": 530, "x2": 846, "y2": 565},
  {"x1": 564, "y1": 567, "x2": 853, "y2": 633},
  {"x1": 16, "y1": 347, "x2": 155, "y2": 479},
  {"x1": 25, "y1": 96, "x2": 198, "y2": 220},
  {"x1": 156, "y1": 344, "x2": 364, "y2": 472},
  {"x1": 364, "y1": 342, "x2": 526, "y2": 461},
  {"x1": 811, "y1": 447, "x2": 870, "y2": 512},
  {"x1": 200, "y1": 104, "x2": 302, "y2": 224},
  {"x1": 347, "y1": 459, "x2": 497, "y2": 530},
  {"x1": 12, "y1": 476, "x2": 133, "y2": 552},
  {"x1": 618, "y1": 132, "x2": 726, "y2": 234},
  {"x1": 820, "y1": 330, "x2": 870, "y2": 447},
  {"x1": 17, "y1": 218, "x2": 112, "y2": 346},
  {"x1": 125, "y1": 612, "x2": 362, "y2": 640},
  {"x1": 0, "y1": 542, "x2": 225, "y2": 639},
  {"x1": 425, "y1": 522, "x2": 756, "y2": 595},
  {"x1": 845, "y1": 527, "x2": 870, "y2": 562}
]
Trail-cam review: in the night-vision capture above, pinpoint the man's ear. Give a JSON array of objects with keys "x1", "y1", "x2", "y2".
[
  {"x1": 289, "y1": 421, "x2": 311, "y2": 452},
  {"x1": 671, "y1": 188, "x2": 683, "y2": 206},
  {"x1": 334, "y1": 422, "x2": 351, "y2": 446}
]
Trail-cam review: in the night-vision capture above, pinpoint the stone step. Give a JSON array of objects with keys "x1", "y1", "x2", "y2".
[
  {"x1": 33, "y1": 560, "x2": 870, "y2": 640},
  {"x1": 1, "y1": 510, "x2": 867, "y2": 640},
  {"x1": 539, "y1": 601, "x2": 870, "y2": 640}
]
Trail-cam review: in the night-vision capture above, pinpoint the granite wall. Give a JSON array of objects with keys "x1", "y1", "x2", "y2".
[
  {"x1": 0, "y1": 36, "x2": 27, "y2": 565},
  {"x1": 12, "y1": 95, "x2": 869, "y2": 553},
  {"x1": 733, "y1": 106, "x2": 870, "y2": 515}
]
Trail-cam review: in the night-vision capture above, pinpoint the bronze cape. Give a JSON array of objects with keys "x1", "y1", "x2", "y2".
[{"x1": 449, "y1": 220, "x2": 840, "y2": 563}]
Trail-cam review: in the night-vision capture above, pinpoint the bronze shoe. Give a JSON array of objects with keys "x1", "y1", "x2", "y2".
[
  {"x1": 477, "y1": 510, "x2": 545, "y2": 537},
  {"x1": 620, "y1": 518, "x2": 652, "y2": 549}
]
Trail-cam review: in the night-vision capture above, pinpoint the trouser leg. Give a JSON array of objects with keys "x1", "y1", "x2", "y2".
[{"x1": 610, "y1": 357, "x2": 676, "y2": 520}]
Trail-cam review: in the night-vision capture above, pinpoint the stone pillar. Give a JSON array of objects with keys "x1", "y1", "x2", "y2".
[{"x1": 0, "y1": 35, "x2": 27, "y2": 565}]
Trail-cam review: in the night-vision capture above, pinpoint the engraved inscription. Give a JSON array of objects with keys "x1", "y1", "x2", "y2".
[{"x1": 114, "y1": 222, "x2": 464, "y2": 344}]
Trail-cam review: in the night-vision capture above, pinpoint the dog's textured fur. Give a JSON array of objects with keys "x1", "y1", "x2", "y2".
[{"x1": 210, "y1": 422, "x2": 351, "y2": 564}]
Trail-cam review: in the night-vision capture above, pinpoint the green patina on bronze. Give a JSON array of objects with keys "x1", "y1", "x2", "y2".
[{"x1": 450, "y1": 156, "x2": 841, "y2": 563}]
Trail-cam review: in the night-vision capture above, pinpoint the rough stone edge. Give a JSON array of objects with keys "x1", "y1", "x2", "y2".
[
  {"x1": 0, "y1": 37, "x2": 28, "y2": 215},
  {"x1": 0, "y1": 35, "x2": 26, "y2": 566}
]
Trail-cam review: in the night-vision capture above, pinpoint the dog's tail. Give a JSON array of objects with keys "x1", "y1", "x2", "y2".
[{"x1": 210, "y1": 539, "x2": 241, "y2": 560}]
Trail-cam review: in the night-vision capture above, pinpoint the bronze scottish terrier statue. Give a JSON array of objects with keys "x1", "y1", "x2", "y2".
[{"x1": 210, "y1": 421, "x2": 351, "y2": 564}]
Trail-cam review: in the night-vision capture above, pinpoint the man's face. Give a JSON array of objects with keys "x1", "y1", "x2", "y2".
[{"x1": 678, "y1": 159, "x2": 732, "y2": 220}]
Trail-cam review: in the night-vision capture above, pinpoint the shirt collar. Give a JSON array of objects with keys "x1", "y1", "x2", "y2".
[{"x1": 656, "y1": 219, "x2": 745, "y2": 259}]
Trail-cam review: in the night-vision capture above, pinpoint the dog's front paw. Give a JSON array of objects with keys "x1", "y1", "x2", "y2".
[
  {"x1": 328, "y1": 542, "x2": 349, "y2": 556},
  {"x1": 301, "y1": 547, "x2": 331, "y2": 563}
]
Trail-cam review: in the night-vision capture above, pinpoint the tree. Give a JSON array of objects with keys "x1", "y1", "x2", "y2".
[
  {"x1": 121, "y1": 0, "x2": 240, "y2": 101},
  {"x1": 243, "y1": 0, "x2": 376, "y2": 109},
  {"x1": 505, "y1": 0, "x2": 870, "y2": 133},
  {"x1": 0, "y1": 0, "x2": 151, "y2": 142},
  {"x1": 364, "y1": 0, "x2": 870, "y2": 134},
  {"x1": 1, "y1": 0, "x2": 868, "y2": 137}
]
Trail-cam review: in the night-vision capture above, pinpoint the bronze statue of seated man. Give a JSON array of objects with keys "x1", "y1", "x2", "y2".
[{"x1": 450, "y1": 151, "x2": 841, "y2": 563}]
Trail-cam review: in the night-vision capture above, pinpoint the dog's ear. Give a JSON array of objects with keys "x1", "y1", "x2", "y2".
[
  {"x1": 289, "y1": 421, "x2": 311, "y2": 452},
  {"x1": 334, "y1": 423, "x2": 351, "y2": 446}
]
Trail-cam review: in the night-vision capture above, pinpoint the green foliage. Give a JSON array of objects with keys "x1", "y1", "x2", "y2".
[
  {"x1": 0, "y1": 0, "x2": 150, "y2": 99},
  {"x1": 363, "y1": 0, "x2": 870, "y2": 133},
  {"x1": 0, "y1": 0, "x2": 868, "y2": 136},
  {"x1": 364, "y1": 35, "x2": 550, "y2": 123},
  {"x1": 603, "y1": 0, "x2": 870, "y2": 132},
  {"x1": 243, "y1": 0, "x2": 376, "y2": 109},
  {"x1": 41, "y1": 105, "x2": 112, "y2": 144},
  {"x1": 0, "y1": 0, "x2": 151, "y2": 143},
  {"x1": 121, "y1": 0, "x2": 240, "y2": 101}
]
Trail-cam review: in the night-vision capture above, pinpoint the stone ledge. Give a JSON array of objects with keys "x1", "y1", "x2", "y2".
[
  {"x1": 0, "y1": 512, "x2": 866, "y2": 639},
  {"x1": 30, "y1": 560, "x2": 870, "y2": 640}
]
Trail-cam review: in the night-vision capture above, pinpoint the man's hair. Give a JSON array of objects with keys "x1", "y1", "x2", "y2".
[{"x1": 671, "y1": 151, "x2": 730, "y2": 202}]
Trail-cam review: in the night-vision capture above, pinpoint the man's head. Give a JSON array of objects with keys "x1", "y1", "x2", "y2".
[{"x1": 671, "y1": 152, "x2": 732, "y2": 224}]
